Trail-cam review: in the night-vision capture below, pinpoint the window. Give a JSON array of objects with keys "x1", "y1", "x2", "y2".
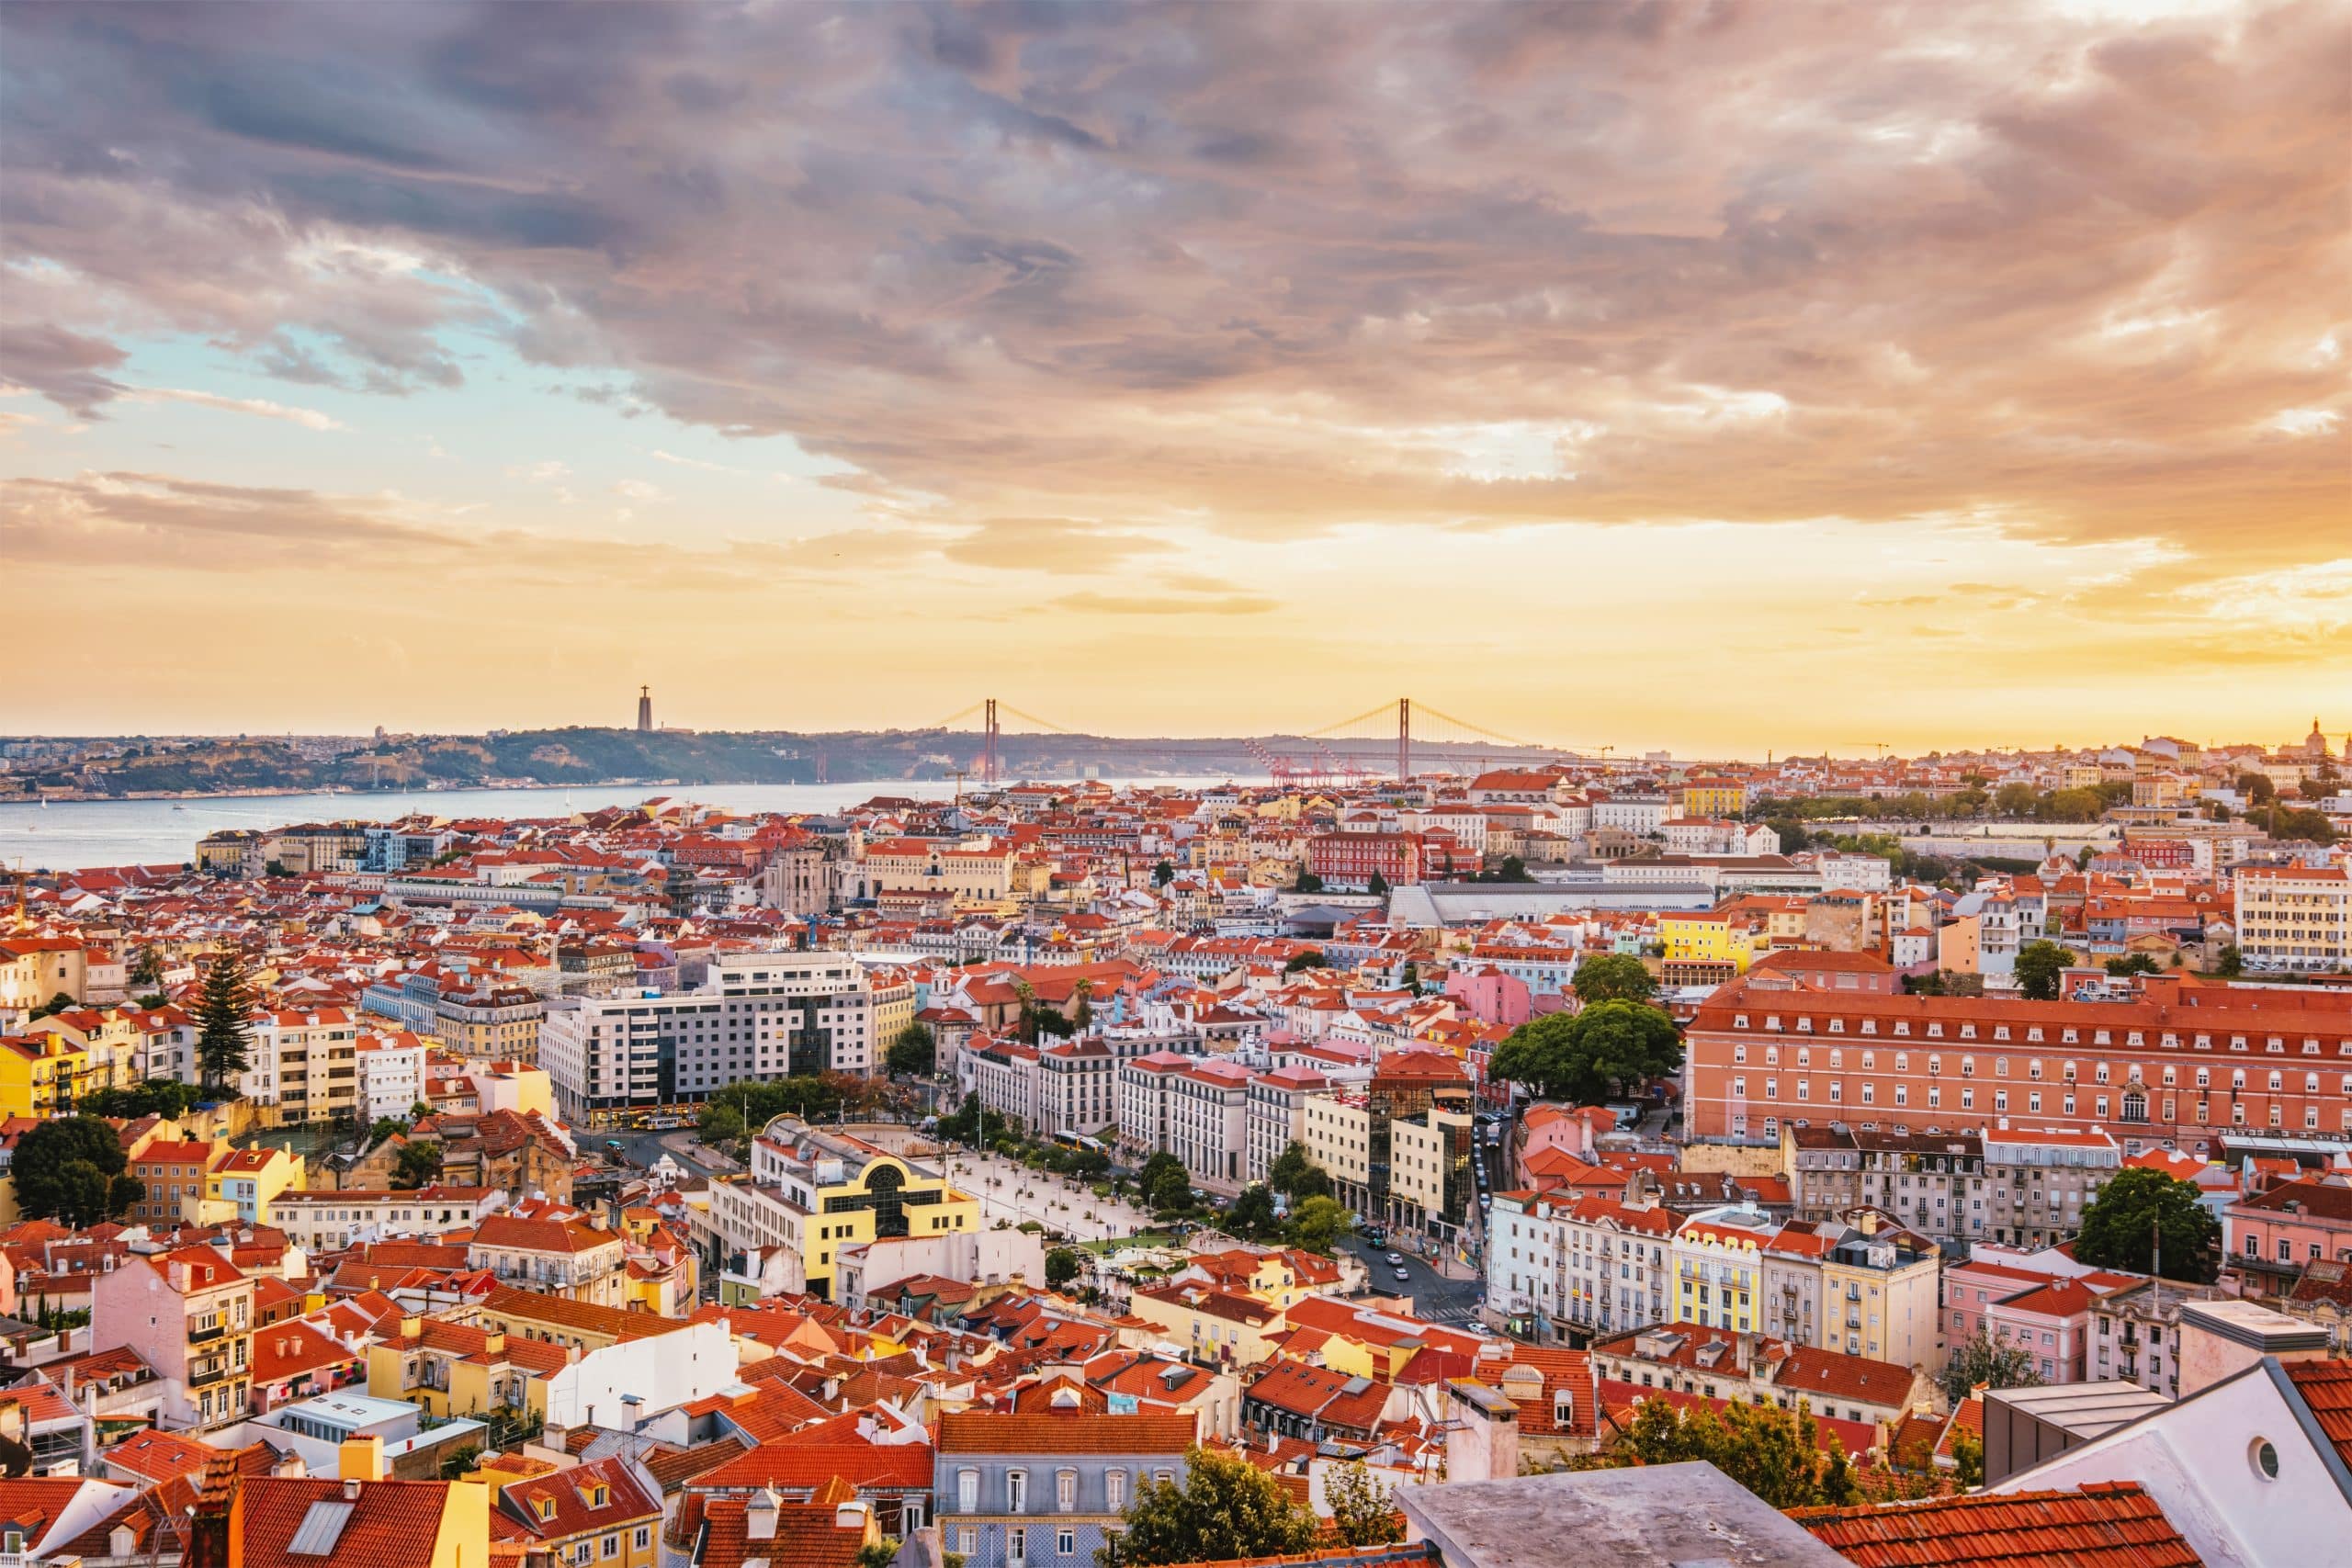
[
  {"x1": 957, "y1": 1470, "x2": 978, "y2": 1513},
  {"x1": 1008, "y1": 1471, "x2": 1028, "y2": 1512},
  {"x1": 958, "y1": 1529, "x2": 979, "y2": 1555},
  {"x1": 1058, "y1": 1530, "x2": 1078, "y2": 1557},
  {"x1": 1057, "y1": 1471, "x2": 1078, "y2": 1512},
  {"x1": 1107, "y1": 1471, "x2": 1128, "y2": 1511},
  {"x1": 602, "y1": 1536, "x2": 619, "y2": 1560}
]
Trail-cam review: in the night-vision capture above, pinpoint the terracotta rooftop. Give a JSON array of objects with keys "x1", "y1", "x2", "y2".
[{"x1": 1788, "y1": 1481, "x2": 2201, "y2": 1568}]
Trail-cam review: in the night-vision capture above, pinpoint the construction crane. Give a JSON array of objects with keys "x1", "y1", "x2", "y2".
[{"x1": 1837, "y1": 742, "x2": 1893, "y2": 760}]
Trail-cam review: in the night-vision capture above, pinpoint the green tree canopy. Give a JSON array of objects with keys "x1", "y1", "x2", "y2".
[
  {"x1": 1282, "y1": 950, "x2": 1328, "y2": 974},
  {"x1": 1044, "y1": 1247, "x2": 1083, "y2": 1291},
  {"x1": 2013, "y1": 940, "x2": 2075, "y2": 1001},
  {"x1": 1576, "y1": 1396, "x2": 1863, "y2": 1510},
  {"x1": 2073, "y1": 1168, "x2": 2220, "y2": 1283},
  {"x1": 1267, "y1": 1140, "x2": 1333, "y2": 1201},
  {"x1": 1491, "y1": 1001, "x2": 1682, "y2": 1105},
  {"x1": 394, "y1": 1139, "x2": 445, "y2": 1190},
  {"x1": 1225, "y1": 1183, "x2": 1283, "y2": 1242},
  {"x1": 886, "y1": 1022, "x2": 937, "y2": 1077},
  {"x1": 1571, "y1": 953, "x2": 1658, "y2": 1006},
  {"x1": 1109, "y1": 1447, "x2": 1318, "y2": 1568},
  {"x1": 193, "y1": 951, "x2": 254, "y2": 1095},
  {"x1": 1323, "y1": 1461, "x2": 1403, "y2": 1547},
  {"x1": 13, "y1": 1116, "x2": 140, "y2": 1227},
  {"x1": 1940, "y1": 1328, "x2": 2044, "y2": 1405},
  {"x1": 1284, "y1": 1194, "x2": 1352, "y2": 1254}
]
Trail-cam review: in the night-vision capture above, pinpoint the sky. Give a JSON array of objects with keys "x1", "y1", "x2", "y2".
[{"x1": 1, "y1": 0, "x2": 2346, "y2": 758}]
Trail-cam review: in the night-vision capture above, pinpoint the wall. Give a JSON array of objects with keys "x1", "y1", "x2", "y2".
[{"x1": 543, "y1": 1320, "x2": 739, "y2": 1429}]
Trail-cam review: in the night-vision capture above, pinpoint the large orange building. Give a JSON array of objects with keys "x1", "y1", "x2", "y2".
[{"x1": 1685, "y1": 973, "x2": 2352, "y2": 1157}]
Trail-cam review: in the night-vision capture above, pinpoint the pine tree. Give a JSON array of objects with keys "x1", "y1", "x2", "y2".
[{"x1": 194, "y1": 951, "x2": 254, "y2": 1095}]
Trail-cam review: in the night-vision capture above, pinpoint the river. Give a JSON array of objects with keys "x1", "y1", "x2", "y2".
[{"x1": 0, "y1": 776, "x2": 1245, "y2": 871}]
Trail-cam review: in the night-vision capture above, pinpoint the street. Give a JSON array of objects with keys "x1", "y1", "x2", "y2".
[{"x1": 1345, "y1": 1233, "x2": 1486, "y2": 1326}]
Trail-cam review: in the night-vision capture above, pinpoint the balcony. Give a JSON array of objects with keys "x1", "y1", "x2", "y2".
[
  {"x1": 187, "y1": 1320, "x2": 226, "y2": 1343},
  {"x1": 187, "y1": 1363, "x2": 231, "y2": 1388}
]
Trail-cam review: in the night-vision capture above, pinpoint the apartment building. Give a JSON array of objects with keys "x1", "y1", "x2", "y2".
[
  {"x1": 538, "y1": 951, "x2": 880, "y2": 1118},
  {"x1": 241, "y1": 1008, "x2": 360, "y2": 1129},
  {"x1": 269, "y1": 1185, "x2": 503, "y2": 1252},
  {"x1": 1038, "y1": 1037, "x2": 1117, "y2": 1136},
  {"x1": 356, "y1": 1032, "x2": 429, "y2": 1121},
  {"x1": 707, "y1": 1117, "x2": 978, "y2": 1301},
  {"x1": 933, "y1": 1404, "x2": 1198, "y2": 1568},
  {"x1": 1116, "y1": 1051, "x2": 1191, "y2": 1163},
  {"x1": 1982, "y1": 1126, "x2": 2119, "y2": 1248},
  {"x1": 436, "y1": 985, "x2": 545, "y2": 1064},
  {"x1": 2225, "y1": 1173, "x2": 2352, "y2": 1298},
  {"x1": 467, "y1": 1213, "x2": 628, "y2": 1306},
  {"x1": 1389, "y1": 1104, "x2": 1473, "y2": 1246},
  {"x1": 2235, "y1": 866, "x2": 2351, "y2": 972},
  {"x1": 91, "y1": 1246, "x2": 254, "y2": 1429},
  {"x1": 1166, "y1": 1057, "x2": 1251, "y2": 1190},
  {"x1": 1243, "y1": 1065, "x2": 1329, "y2": 1186},
  {"x1": 1782, "y1": 1125, "x2": 1988, "y2": 1245},
  {"x1": 1686, "y1": 973, "x2": 2352, "y2": 1152},
  {"x1": 2088, "y1": 1279, "x2": 2228, "y2": 1398}
]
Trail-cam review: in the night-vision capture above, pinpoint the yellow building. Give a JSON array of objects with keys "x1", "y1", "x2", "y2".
[
  {"x1": 1128, "y1": 1280, "x2": 1286, "y2": 1368},
  {"x1": 0, "y1": 1031, "x2": 90, "y2": 1118},
  {"x1": 713, "y1": 1119, "x2": 980, "y2": 1300},
  {"x1": 1657, "y1": 911, "x2": 1755, "y2": 975},
  {"x1": 481, "y1": 1453, "x2": 661, "y2": 1568},
  {"x1": 1668, "y1": 1209, "x2": 1768, "y2": 1335},
  {"x1": 1816, "y1": 1221, "x2": 1944, "y2": 1372},
  {"x1": 368, "y1": 1314, "x2": 571, "y2": 1423},
  {"x1": 200, "y1": 1144, "x2": 309, "y2": 1227},
  {"x1": 1681, "y1": 779, "x2": 1749, "y2": 818}
]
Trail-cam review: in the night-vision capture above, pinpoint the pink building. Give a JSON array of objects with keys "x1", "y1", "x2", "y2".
[
  {"x1": 1443, "y1": 964, "x2": 1533, "y2": 1028},
  {"x1": 2226, "y1": 1173, "x2": 2352, "y2": 1299},
  {"x1": 90, "y1": 1245, "x2": 254, "y2": 1429},
  {"x1": 1514, "y1": 1103, "x2": 1615, "y2": 1186},
  {"x1": 1984, "y1": 1276, "x2": 2107, "y2": 1383},
  {"x1": 1943, "y1": 1257, "x2": 2052, "y2": 1350}
]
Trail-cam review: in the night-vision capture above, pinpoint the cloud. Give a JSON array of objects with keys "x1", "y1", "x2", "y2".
[
  {"x1": 942, "y1": 517, "x2": 1181, "y2": 575},
  {"x1": 1050, "y1": 591, "x2": 1278, "y2": 616},
  {"x1": 612, "y1": 477, "x2": 663, "y2": 502},
  {"x1": 0, "y1": 322, "x2": 129, "y2": 416},
  {"x1": 125, "y1": 387, "x2": 345, "y2": 431}
]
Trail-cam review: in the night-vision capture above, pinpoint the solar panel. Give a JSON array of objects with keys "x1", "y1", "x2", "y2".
[{"x1": 288, "y1": 1500, "x2": 356, "y2": 1556}]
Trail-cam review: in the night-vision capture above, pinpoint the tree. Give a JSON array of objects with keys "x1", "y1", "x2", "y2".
[
  {"x1": 1491, "y1": 1002, "x2": 1681, "y2": 1105},
  {"x1": 28, "y1": 991, "x2": 74, "y2": 1021},
  {"x1": 2238, "y1": 772, "x2": 2276, "y2": 805},
  {"x1": 1576, "y1": 1396, "x2": 1861, "y2": 1510},
  {"x1": 2267, "y1": 807, "x2": 2336, "y2": 845},
  {"x1": 1110, "y1": 1447, "x2": 1318, "y2": 1568},
  {"x1": 1366, "y1": 872, "x2": 1390, "y2": 897},
  {"x1": 128, "y1": 944, "x2": 166, "y2": 989},
  {"x1": 887, "y1": 1022, "x2": 936, "y2": 1078},
  {"x1": 1267, "y1": 1141, "x2": 1331, "y2": 1201},
  {"x1": 2105, "y1": 953, "x2": 2160, "y2": 977},
  {"x1": 1284, "y1": 1195, "x2": 1351, "y2": 1254},
  {"x1": 12, "y1": 1116, "x2": 139, "y2": 1226},
  {"x1": 1045, "y1": 1247, "x2": 1083, "y2": 1291},
  {"x1": 1147, "y1": 1162, "x2": 1194, "y2": 1213},
  {"x1": 78, "y1": 1079, "x2": 199, "y2": 1121},
  {"x1": 1282, "y1": 950, "x2": 1328, "y2": 975},
  {"x1": 193, "y1": 952, "x2": 254, "y2": 1095},
  {"x1": 1571, "y1": 953, "x2": 1657, "y2": 1007},
  {"x1": 2074, "y1": 1168, "x2": 2221, "y2": 1283},
  {"x1": 855, "y1": 1540, "x2": 903, "y2": 1568},
  {"x1": 1939, "y1": 1328, "x2": 2043, "y2": 1405},
  {"x1": 2013, "y1": 940, "x2": 2075, "y2": 1001},
  {"x1": 1951, "y1": 1427, "x2": 1984, "y2": 1490},
  {"x1": 2216, "y1": 942, "x2": 2245, "y2": 978},
  {"x1": 1994, "y1": 783, "x2": 2039, "y2": 818},
  {"x1": 1291, "y1": 868, "x2": 1324, "y2": 894},
  {"x1": 1400, "y1": 961, "x2": 1423, "y2": 996},
  {"x1": 394, "y1": 1139, "x2": 445, "y2": 1190},
  {"x1": 1225, "y1": 1183, "x2": 1283, "y2": 1241},
  {"x1": 1152, "y1": 859, "x2": 1175, "y2": 887},
  {"x1": 1323, "y1": 1461, "x2": 1402, "y2": 1546}
]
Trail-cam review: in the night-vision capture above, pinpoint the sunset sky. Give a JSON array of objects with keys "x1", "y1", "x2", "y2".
[{"x1": 2, "y1": 0, "x2": 2346, "y2": 756}]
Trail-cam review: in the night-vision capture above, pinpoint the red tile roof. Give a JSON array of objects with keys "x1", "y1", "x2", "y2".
[
  {"x1": 235, "y1": 1475, "x2": 458, "y2": 1568},
  {"x1": 2285, "y1": 1359, "x2": 2352, "y2": 1472},
  {"x1": 1789, "y1": 1482, "x2": 2201, "y2": 1567},
  {"x1": 935, "y1": 1409, "x2": 1197, "y2": 1455}
]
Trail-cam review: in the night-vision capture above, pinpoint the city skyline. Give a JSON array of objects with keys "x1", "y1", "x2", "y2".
[{"x1": 3, "y1": 1, "x2": 2347, "y2": 744}]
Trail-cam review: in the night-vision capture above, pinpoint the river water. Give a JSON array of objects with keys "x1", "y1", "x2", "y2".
[{"x1": 1, "y1": 776, "x2": 1242, "y2": 871}]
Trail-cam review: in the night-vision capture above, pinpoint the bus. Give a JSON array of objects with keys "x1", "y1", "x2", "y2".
[{"x1": 1052, "y1": 1131, "x2": 1106, "y2": 1154}]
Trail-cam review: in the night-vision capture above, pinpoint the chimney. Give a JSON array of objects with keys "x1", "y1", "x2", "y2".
[
  {"x1": 745, "y1": 1488, "x2": 781, "y2": 1541},
  {"x1": 338, "y1": 1435, "x2": 388, "y2": 1483},
  {"x1": 835, "y1": 1498, "x2": 874, "y2": 1535}
]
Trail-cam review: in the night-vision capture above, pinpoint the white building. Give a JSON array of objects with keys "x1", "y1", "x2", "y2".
[
  {"x1": 537, "y1": 950, "x2": 881, "y2": 1117},
  {"x1": 2235, "y1": 865, "x2": 2351, "y2": 972},
  {"x1": 356, "y1": 1032, "x2": 428, "y2": 1122}
]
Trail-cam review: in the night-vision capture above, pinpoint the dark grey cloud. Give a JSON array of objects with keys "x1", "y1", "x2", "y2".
[{"x1": 0, "y1": 322, "x2": 129, "y2": 415}]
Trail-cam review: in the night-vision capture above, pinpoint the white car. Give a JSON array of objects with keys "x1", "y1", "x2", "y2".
[
  {"x1": 1394, "y1": 1267, "x2": 1411, "y2": 1281},
  {"x1": 1385, "y1": 1251, "x2": 1404, "y2": 1265}
]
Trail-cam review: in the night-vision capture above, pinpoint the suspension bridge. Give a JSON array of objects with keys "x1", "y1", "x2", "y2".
[{"x1": 925, "y1": 696, "x2": 1613, "y2": 785}]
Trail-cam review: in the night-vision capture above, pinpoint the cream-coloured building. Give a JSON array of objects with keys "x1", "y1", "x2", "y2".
[{"x1": 2234, "y1": 865, "x2": 2350, "y2": 973}]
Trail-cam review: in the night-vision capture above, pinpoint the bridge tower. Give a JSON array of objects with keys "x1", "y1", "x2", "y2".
[{"x1": 1396, "y1": 696, "x2": 1411, "y2": 782}]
